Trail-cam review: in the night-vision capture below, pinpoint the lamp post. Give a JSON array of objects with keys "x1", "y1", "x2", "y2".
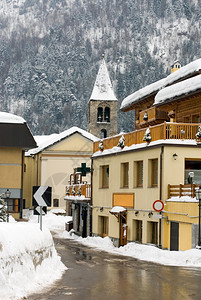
[{"x1": 195, "y1": 186, "x2": 201, "y2": 247}]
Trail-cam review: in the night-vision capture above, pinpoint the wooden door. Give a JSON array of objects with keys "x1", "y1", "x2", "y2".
[
  {"x1": 120, "y1": 213, "x2": 127, "y2": 246},
  {"x1": 170, "y1": 222, "x2": 179, "y2": 251}
]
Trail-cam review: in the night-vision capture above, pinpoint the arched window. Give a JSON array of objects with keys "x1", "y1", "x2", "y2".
[
  {"x1": 97, "y1": 107, "x2": 103, "y2": 122},
  {"x1": 104, "y1": 107, "x2": 110, "y2": 122},
  {"x1": 101, "y1": 129, "x2": 107, "y2": 138}
]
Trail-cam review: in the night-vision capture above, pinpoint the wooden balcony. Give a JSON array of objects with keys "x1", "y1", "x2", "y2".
[
  {"x1": 139, "y1": 107, "x2": 168, "y2": 128},
  {"x1": 168, "y1": 184, "x2": 199, "y2": 198},
  {"x1": 65, "y1": 183, "x2": 91, "y2": 200},
  {"x1": 93, "y1": 122, "x2": 200, "y2": 153}
]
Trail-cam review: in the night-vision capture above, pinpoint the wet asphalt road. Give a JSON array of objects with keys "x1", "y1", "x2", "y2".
[{"x1": 28, "y1": 237, "x2": 201, "y2": 300}]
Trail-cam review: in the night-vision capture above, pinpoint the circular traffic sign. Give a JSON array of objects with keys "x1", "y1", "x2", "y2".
[{"x1": 153, "y1": 200, "x2": 164, "y2": 212}]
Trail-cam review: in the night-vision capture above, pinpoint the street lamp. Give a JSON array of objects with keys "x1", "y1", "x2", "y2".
[
  {"x1": 5, "y1": 189, "x2": 11, "y2": 199},
  {"x1": 195, "y1": 186, "x2": 201, "y2": 247}
]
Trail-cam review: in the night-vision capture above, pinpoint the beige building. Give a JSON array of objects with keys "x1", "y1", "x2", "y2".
[
  {"x1": 0, "y1": 112, "x2": 36, "y2": 219},
  {"x1": 92, "y1": 57, "x2": 201, "y2": 250},
  {"x1": 88, "y1": 56, "x2": 118, "y2": 139},
  {"x1": 23, "y1": 127, "x2": 98, "y2": 210},
  {"x1": 92, "y1": 133, "x2": 201, "y2": 249}
]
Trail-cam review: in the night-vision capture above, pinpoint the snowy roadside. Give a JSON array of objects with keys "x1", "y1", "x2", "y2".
[
  {"x1": 57, "y1": 230, "x2": 201, "y2": 268},
  {"x1": 0, "y1": 211, "x2": 71, "y2": 300}
]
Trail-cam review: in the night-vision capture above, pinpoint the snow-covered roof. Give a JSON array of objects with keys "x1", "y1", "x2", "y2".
[
  {"x1": 89, "y1": 57, "x2": 117, "y2": 102},
  {"x1": 0, "y1": 111, "x2": 25, "y2": 124},
  {"x1": 26, "y1": 126, "x2": 99, "y2": 156},
  {"x1": 110, "y1": 206, "x2": 126, "y2": 213},
  {"x1": 120, "y1": 77, "x2": 166, "y2": 111},
  {"x1": 164, "y1": 57, "x2": 201, "y2": 87},
  {"x1": 121, "y1": 58, "x2": 201, "y2": 111},
  {"x1": 93, "y1": 139, "x2": 198, "y2": 158},
  {"x1": 154, "y1": 74, "x2": 201, "y2": 106}
]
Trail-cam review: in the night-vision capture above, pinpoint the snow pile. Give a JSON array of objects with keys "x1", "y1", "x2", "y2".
[
  {"x1": 0, "y1": 223, "x2": 66, "y2": 300},
  {"x1": 154, "y1": 74, "x2": 201, "y2": 105},
  {"x1": 120, "y1": 77, "x2": 166, "y2": 110},
  {"x1": 166, "y1": 196, "x2": 197, "y2": 203},
  {"x1": 0, "y1": 111, "x2": 25, "y2": 124},
  {"x1": 59, "y1": 232, "x2": 201, "y2": 268},
  {"x1": 28, "y1": 210, "x2": 72, "y2": 231}
]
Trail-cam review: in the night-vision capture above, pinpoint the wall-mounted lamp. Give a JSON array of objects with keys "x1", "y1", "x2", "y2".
[
  {"x1": 148, "y1": 212, "x2": 153, "y2": 218},
  {"x1": 135, "y1": 211, "x2": 139, "y2": 216},
  {"x1": 100, "y1": 207, "x2": 103, "y2": 212},
  {"x1": 173, "y1": 153, "x2": 178, "y2": 160}
]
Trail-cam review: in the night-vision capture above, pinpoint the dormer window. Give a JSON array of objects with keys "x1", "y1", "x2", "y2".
[
  {"x1": 104, "y1": 107, "x2": 110, "y2": 122},
  {"x1": 97, "y1": 107, "x2": 103, "y2": 122}
]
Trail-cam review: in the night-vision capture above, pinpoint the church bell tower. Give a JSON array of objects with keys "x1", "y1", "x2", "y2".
[{"x1": 88, "y1": 56, "x2": 118, "y2": 139}]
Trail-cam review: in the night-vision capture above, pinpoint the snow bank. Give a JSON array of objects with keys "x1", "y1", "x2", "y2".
[
  {"x1": 28, "y1": 211, "x2": 72, "y2": 231},
  {"x1": 59, "y1": 232, "x2": 201, "y2": 268},
  {"x1": 0, "y1": 223, "x2": 66, "y2": 300},
  {"x1": 0, "y1": 111, "x2": 25, "y2": 124}
]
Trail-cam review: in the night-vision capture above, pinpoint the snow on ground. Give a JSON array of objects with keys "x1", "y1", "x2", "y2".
[
  {"x1": 28, "y1": 210, "x2": 72, "y2": 231},
  {"x1": 0, "y1": 222, "x2": 67, "y2": 300},
  {"x1": 58, "y1": 231, "x2": 201, "y2": 268}
]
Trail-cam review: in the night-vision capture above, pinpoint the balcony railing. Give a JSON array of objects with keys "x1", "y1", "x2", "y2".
[
  {"x1": 65, "y1": 183, "x2": 91, "y2": 199},
  {"x1": 139, "y1": 107, "x2": 168, "y2": 127},
  {"x1": 168, "y1": 184, "x2": 199, "y2": 198},
  {"x1": 93, "y1": 122, "x2": 200, "y2": 153}
]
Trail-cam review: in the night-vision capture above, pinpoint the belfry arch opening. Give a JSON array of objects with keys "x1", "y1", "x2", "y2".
[{"x1": 104, "y1": 107, "x2": 110, "y2": 122}]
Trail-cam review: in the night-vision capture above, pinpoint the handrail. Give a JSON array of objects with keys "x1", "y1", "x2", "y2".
[{"x1": 93, "y1": 122, "x2": 200, "y2": 153}]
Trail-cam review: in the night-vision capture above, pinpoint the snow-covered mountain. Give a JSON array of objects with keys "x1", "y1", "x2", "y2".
[{"x1": 0, "y1": 0, "x2": 200, "y2": 134}]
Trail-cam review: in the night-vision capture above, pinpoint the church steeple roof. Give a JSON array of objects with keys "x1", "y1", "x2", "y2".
[{"x1": 89, "y1": 56, "x2": 117, "y2": 101}]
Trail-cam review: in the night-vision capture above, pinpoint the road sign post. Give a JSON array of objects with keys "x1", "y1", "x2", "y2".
[{"x1": 32, "y1": 186, "x2": 52, "y2": 231}]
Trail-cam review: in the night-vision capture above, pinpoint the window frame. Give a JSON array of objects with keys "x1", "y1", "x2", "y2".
[
  {"x1": 100, "y1": 165, "x2": 109, "y2": 188},
  {"x1": 121, "y1": 162, "x2": 129, "y2": 188},
  {"x1": 151, "y1": 159, "x2": 158, "y2": 187}
]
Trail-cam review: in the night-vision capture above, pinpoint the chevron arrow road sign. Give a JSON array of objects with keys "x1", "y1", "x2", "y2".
[
  {"x1": 32, "y1": 186, "x2": 52, "y2": 207},
  {"x1": 34, "y1": 206, "x2": 47, "y2": 215}
]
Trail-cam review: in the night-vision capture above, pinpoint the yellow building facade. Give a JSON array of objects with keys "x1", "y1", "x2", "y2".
[
  {"x1": 23, "y1": 127, "x2": 98, "y2": 210},
  {"x1": 92, "y1": 140, "x2": 201, "y2": 249}
]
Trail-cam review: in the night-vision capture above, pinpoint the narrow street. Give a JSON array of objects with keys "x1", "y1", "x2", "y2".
[{"x1": 28, "y1": 237, "x2": 201, "y2": 300}]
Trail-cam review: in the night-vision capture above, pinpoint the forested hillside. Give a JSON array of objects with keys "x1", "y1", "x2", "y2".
[{"x1": 0, "y1": 0, "x2": 200, "y2": 134}]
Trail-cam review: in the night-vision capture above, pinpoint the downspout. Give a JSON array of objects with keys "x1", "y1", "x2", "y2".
[
  {"x1": 90, "y1": 157, "x2": 93, "y2": 237},
  {"x1": 159, "y1": 145, "x2": 164, "y2": 248},
  {"x1": 20, "y1": 150, "x2": 25, "y2": 219}
]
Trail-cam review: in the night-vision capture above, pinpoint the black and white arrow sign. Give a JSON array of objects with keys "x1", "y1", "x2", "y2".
[
  {"x1": 32, "y1": 186, "x2": 52, "y2": 207},
  {"x1": 34, "y1": 206, "x2": 47, "y2": 215}
]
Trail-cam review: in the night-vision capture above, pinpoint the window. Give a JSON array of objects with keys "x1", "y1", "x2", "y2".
[
  {"x1": 137, "y1": 161, "x2": 143, "y2": 187},
  {"x1": 184, "y1": 116, "x2": 190, "y2": 123},
  {"x1": 100, "y1": 165, "x2": 109, "y2": 188},
  {"x1": 101, "y1": 129, "x2": 107, "y2": 138},
  {"x1": 104, "y1": 107, "x2": 110, "y2": 122},
  {"x1": 151, "y1": 159, "x2": 158, "y2": 187},
  {"x1": 192, "y1": 114, "x2": 200, "y2": 123},
  {"x1": 97, "y1": 107, "x2": 103, "y2": 122},
  {"x1": 53, "y1": 199, "x2": 59, "y2": 207},
  {"x1": 185, "y1": 160, "x2": 201, "y2": 184},
  {"x1": 121, "y1": 162, "x2": 129, "y2": 188}
]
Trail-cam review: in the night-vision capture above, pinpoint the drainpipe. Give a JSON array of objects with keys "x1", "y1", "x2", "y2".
[
  {"x1": 90, "y1": 157, "x2": 93, "y2": 237},
  {"x1": 159, "y1": 145, "x2": 164, "y2": 248}
]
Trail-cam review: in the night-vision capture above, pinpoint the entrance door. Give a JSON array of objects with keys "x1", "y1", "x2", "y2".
[
  {"x1": 120, "y1": 212, "x2": 127, "y2": 246},
  {"x1": 82, "y1": 207, "x2": 87, "y2": 238},
  {"x1": 170, "y1": 222, "x2": 179, "y2": 251},
  {"x1": 136, "y1": 220, "x2": 142, "y2": 242},
  {"x1": 100, "y1": 216, "x2": 108, "y2": 238}
]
